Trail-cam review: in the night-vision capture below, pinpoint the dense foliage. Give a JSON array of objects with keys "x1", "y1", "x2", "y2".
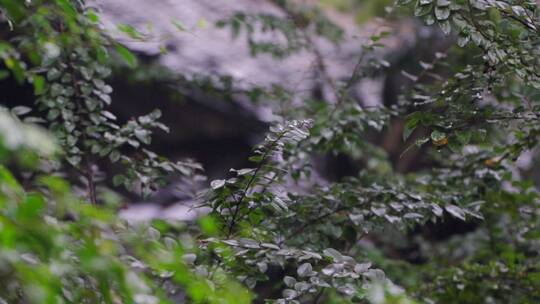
[{"x1": 0, "y1": 0, "x2": 539, "y2": 303}]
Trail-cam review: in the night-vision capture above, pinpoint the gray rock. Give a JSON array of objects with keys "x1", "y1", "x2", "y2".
[{"x1": 92, "y1": 0, "x2": 391, "y2": 97}]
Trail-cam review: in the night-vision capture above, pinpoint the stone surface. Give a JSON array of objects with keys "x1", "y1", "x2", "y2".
[{"x1": 93, "y1": 0, "x2": 388, "y2": 95}]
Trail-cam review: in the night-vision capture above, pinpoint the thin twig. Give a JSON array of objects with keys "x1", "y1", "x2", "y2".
[{"x1": 226, "y1": 131, "x2": 287, "y2": 237}]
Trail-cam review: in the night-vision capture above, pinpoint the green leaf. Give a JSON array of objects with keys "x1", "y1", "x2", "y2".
[
  {"x1": 430, "y1": 130, "x2": 446, "y2": 142},
  {"x1": 434, "y1": 7, "x2": 450, "y2": 20},
  {"x1": 17, "y1": 193, "x2": 45, "y2": 219},
  {"x1": 11, "y1": 106, "x2": 32, "y2": 116},
  {"x1": 397, "y1": 0, "x2": 414, "y2": 5},
  {"x1": 86, "y1": 10, "x2": 100, "y2": 23},
  {"x1": 109, "y1": 150, "x2": 120, "y2": 162},
  {"x1": 117, "y1": 24, "x2": 144, "y2": 40},
  {"x1": 297, "y1": 263, "x2": 313, "y2": 277},
  {"x1": 439, "y1": 20, "x2": 451, "y2": 35},
  {"x1": 457, "y1": 33, "x2": 470, "y2": 47},
  {"x1": 4, "y1": 57, "x2": 25, "y2": 84},
  {"x1": 436, "y1": 0, "x2": 450, "y2": 6},
  {"x1": 445, "y1": 205, "x2": 466, "y2": 221},
  {"x1": 33, "y1": 75, "x2": 45, "y2": 95},
  {"x1": 0, "y1": 165, "x2": 22, "y2": 192},
  {"x1": 112, "y1": 174, "x2": 125, "y2": 187},
  {"x1": 55, "y1": 0, "x2": 77, "y2": 18},
  {"x1": 115, "y1": 45, "x2": 138, "y2": 68},
  {"x1": 456, "y1": 130, "x2": 471, "y2": 145},
  {"x1": 210, "y1": 179, "x2": 226, "y2": 189},
  {"x1": 198, "y1": 215, "x2": 219, "y2": 236},
  {"x1": 403, "y1": 112, "x2": 422, "y2": 140},
  {"x1": 415, "y1": 3, "x2": 433, "y2": 17},
  {"x1": 323, "y1": 248, "x2": 344, "y2": 262},
  {"x1": 415, "y1": 137, "x2": 430, "y2": 147}
]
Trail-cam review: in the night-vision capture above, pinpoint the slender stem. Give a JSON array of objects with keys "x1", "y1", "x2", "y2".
[
  {"x1": 66, "y1": 46, "x2": 98, "y2": 204},
  {"x1": 500, "y1": 10, "x2": 539, "y2": 35},
  {"x1": 285, "y1": 205, "x2": 350, "y2": 241},
  {"x1": 86, "y1": 159, "x2": 97, "y2": 204},
  {"x1": 226, "y1": 131, "x2": 287, "y2": 237},
  {"x1": 236, "y1": 173, "x2": 279, "y2": 224}
]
